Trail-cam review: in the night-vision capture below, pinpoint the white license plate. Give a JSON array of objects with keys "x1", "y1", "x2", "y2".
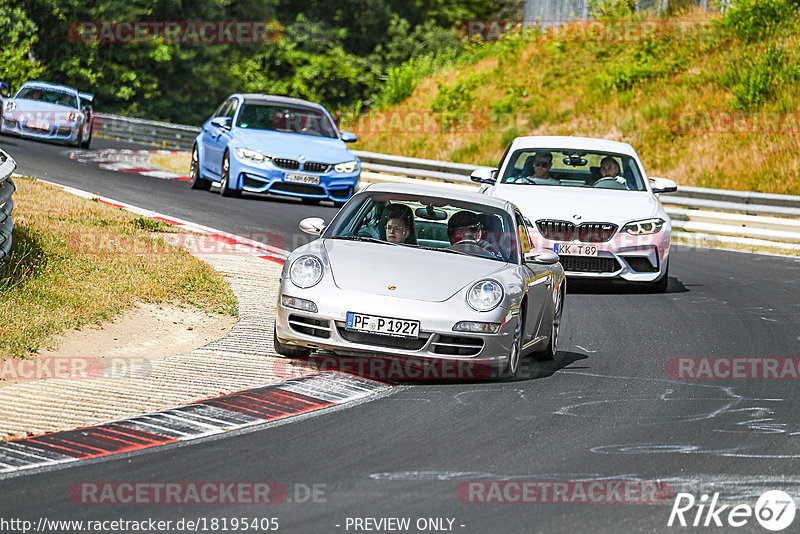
[
  {"x1": 554, "y1": 243, "x2": 599, "y2": 257},
  {"x1": 346, "y1": 312, "x2": 420, "y2": 338},
  {"x1": 285, "y1": 173, "x2": 319, "y2": 185},
  {"x1": 26, "y1": 120, "x2": 49, "y2": 130}
]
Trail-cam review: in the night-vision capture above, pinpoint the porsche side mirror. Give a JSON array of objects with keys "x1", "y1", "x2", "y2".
[
  {"x1": 525, "y1": 251, "x2": 560, "y2": 265},
  {"x1": 470, "y1": 167, "x2": 497, "y2": 185},
  {"x1": 651, "y1": 177, "x2": 678, "y2": 194},
  {"x1": 299, "y1": 217, "x2": 326, "y2": 236}
]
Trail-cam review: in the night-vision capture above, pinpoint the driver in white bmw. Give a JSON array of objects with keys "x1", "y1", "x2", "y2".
[{"x1": 599, "y1": 155, "x2": 636, "y2": 190}]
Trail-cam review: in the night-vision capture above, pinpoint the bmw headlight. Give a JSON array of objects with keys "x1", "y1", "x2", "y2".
[
  {"x1": 3, "y1": 101, "x2": 15, "y2": 112},
  {"x1": 622, "y1": 218, "x2": 665, "y2": 235},
  {"x1": 67, "y1": 111, "x2": 82, "y2": 122},
  {"x1": 466, "y1": 280, "x2": 504, "y2": 312},
  {"x1": 334, "y1": 160, "x2": 358, "y2": 173},
  {"x1": 289, "y1": 255, "x2": 324, "y2": 288},
  {"x1": 235, "y1": 147, "x2": 270, "y2": 164}
]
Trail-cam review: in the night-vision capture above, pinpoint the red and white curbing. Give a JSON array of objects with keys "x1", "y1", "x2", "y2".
[
  {"x1": 69, "y1": 149, "x2": 190, "y2": 182},
  {"x1": 0, "y1": 372, "x2": 389, "y2": 476}
]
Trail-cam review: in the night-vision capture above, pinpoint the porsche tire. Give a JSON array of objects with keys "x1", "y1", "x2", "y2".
[{"x1": 273, "y1": 323, "x2": 311, "y2": 359}]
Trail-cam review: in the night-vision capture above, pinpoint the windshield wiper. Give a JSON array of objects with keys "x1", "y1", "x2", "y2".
[
  {"x1": 417, "y1": 245, "x2": 471, "y2": 256},
  {"x1": 329, "y1": 236, "x2": 399, "y2": 246}
]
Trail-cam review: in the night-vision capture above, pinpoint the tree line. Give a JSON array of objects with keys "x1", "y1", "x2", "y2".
[{"x1": 0, "y1": 0, "x2": 515, "y2": 124}]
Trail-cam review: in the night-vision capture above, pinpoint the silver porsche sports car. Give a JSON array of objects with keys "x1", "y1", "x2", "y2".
[{"x1": 274, "y1": 183, "x2": 566, "y2": 379}]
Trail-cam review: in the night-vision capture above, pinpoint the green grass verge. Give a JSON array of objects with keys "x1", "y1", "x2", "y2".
[{"x1": 0, "y1": 176, "x2": 237, "y2": 359}]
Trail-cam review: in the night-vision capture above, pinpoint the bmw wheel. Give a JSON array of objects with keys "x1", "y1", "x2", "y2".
[
  {"x1": 648, "y1": 260, "x2": 669, "y2": 293},
  {"x1": 219, "y1": 151, "x2": 240, "y2": 197},
  {"x1": 189, "y1": 145, "x2": 212, "y2": 190}
]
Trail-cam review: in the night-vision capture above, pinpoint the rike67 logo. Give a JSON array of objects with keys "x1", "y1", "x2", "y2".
[{"x1": 668, "y1": 490, "x2": 796, "y2": 531}]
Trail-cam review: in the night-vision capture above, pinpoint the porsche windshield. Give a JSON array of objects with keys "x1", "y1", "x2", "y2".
[
  {"x1": 235, "y1": 103, "x2": 338, "y2": 138},
  {"x1": 325, "y1": 192, "x2": 521, "y2": 263},
  {"x1": 500, "y1": 149, "x2": 646, "y2": 191},
  {"x1": 16, "y1": 87, "x2": 78, "y2": 109}
]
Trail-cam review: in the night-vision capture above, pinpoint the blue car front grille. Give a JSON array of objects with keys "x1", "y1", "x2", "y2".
[
  {"x1": 303, "y1": 161, "x2": 330, "y2": 173},
  {"x1": 272, "y1": 158, "x2": 300, "y2": 170},
  {"x1": 270, "y1": 182, "x2": 325, "y2": 196}
]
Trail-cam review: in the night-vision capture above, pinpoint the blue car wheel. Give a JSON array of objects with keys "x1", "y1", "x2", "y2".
[
  {"x1": 189, "y1": 145, "x2": 212, "y2": 190},
  {"x1": 219, "y1": 151, "x2": 241, "y2": 198}
]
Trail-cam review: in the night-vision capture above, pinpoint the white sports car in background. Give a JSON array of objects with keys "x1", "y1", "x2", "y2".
[{"x1": 472, "y1": 136, "x2": 677, "y2": 291}]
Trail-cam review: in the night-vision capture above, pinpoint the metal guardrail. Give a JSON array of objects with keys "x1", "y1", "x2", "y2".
[
  {"x1": 0, "y1": 149, "x2": 17, "y2": 264},
  {"x1": 96, "y1": 113, "x2": 199, "y2": 150},
  {"x1": 94, "y1": 113, "x2": 800, "y2": 250}
]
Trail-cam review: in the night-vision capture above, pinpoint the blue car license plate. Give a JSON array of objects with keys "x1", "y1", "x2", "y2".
[{"x1": 285, "y1": 173, "x2": 319, "y2": 185}]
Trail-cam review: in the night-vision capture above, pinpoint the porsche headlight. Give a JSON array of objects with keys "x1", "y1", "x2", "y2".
[
  {"x1": 67, "y1": 111, "x2": 81, "y2": 122},
  {"x1": 467, "y1": 280, "x2": 504, "y2": 312},
  {"x1": 289, "y1": 255, "x2": 323, "y2": 288},
  {"x1": 622, "y1": 218, "x2": 665, "y2": 235},
  {"x1": 334, "y1": 160, "x2": 358, "y2": 173},
  {"x1": 235, "y1": 147, "x2": 270, "y2": 164},
  {"x1": 3, "y1": 101, "x2": 15, "y2": 112}
]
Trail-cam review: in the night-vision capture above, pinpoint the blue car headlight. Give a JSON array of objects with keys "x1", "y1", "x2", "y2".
[
  {"x1": 235, "y1": 147, "x2": 271, "y2": 165},
  {"x1": 67, "y1": 111, "x2": 82, "y2": 122},
  {"x1": 289, "y1": 255, "x2": 324, "y2": 288},
  {"x1": 3, "y1": 101, "x2": 15, "y2": 112},
  {"x1": 334, "y1": 160, "x2": 358, "y2": 173}
]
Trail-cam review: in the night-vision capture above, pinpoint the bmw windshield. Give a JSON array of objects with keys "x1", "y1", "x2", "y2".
[
  {"x1": 235, "y1": 102, "x2": 338, "y2": 139},
  {"x1": 501, "y1": 149, "x2": 646, "y2": 191}
]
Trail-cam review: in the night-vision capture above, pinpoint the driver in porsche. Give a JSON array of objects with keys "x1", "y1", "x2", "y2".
[{"x1": 448, "y1": 210, "x2": 484, "y2": 245}]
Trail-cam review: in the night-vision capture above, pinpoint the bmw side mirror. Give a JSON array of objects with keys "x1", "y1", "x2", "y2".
[
  {"x1": 525, "y1": 251, "x2": 560, "y2": 265},
  {"x1": 210, "y1": 116, "x2": 232, "y2": 129},
  {"x1": 651, "y1": 177, "x2": 677, "y2": 194},
  {"x1": 339, "y1": 131, "x2": 357, "y2": 143},
  {"x1": 470, "y1": 167, "x2": 497, "y2": 185},
  {"x1": 299, "y1": 217, "x2": 326, "y2": 236}
]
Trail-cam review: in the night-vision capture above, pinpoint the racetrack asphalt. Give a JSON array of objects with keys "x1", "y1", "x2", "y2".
[{"x1": 1, "y1": 135, "x2": 800, "y2": 533}]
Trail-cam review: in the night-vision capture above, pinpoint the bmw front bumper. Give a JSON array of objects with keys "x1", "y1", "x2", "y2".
[{"x1": 230, "y1": 156, "x2": 359, "y2": 202}]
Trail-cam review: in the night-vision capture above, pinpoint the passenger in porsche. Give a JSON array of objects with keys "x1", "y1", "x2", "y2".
[{"x1": 384, "y1": 204, "x2": 417, "y2": 245}]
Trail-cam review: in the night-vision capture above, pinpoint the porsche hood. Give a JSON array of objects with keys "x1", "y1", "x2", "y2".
[{"x1": 322, "y1": 240, "x2": 506, "y2": 302}]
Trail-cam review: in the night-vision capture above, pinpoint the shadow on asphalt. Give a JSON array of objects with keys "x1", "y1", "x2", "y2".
[
  {"x1": 568, "y1": 276, "x2": 688, "y2": 295},
  {"x1": 511, "y1": 350, "x2": 589, "y2": 382},
  {"x1": 292, "y1": 349, "x2": 589, "y2": 385}
]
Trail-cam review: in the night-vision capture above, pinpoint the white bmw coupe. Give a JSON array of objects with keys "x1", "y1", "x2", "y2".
[{"x1": 472, "y1": 136, "x2": 677, "y2": 291}]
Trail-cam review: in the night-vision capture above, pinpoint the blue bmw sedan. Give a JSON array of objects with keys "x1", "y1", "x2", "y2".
[{"x1": 190, "y1": 94, "x2": 360, "y2": 204}]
